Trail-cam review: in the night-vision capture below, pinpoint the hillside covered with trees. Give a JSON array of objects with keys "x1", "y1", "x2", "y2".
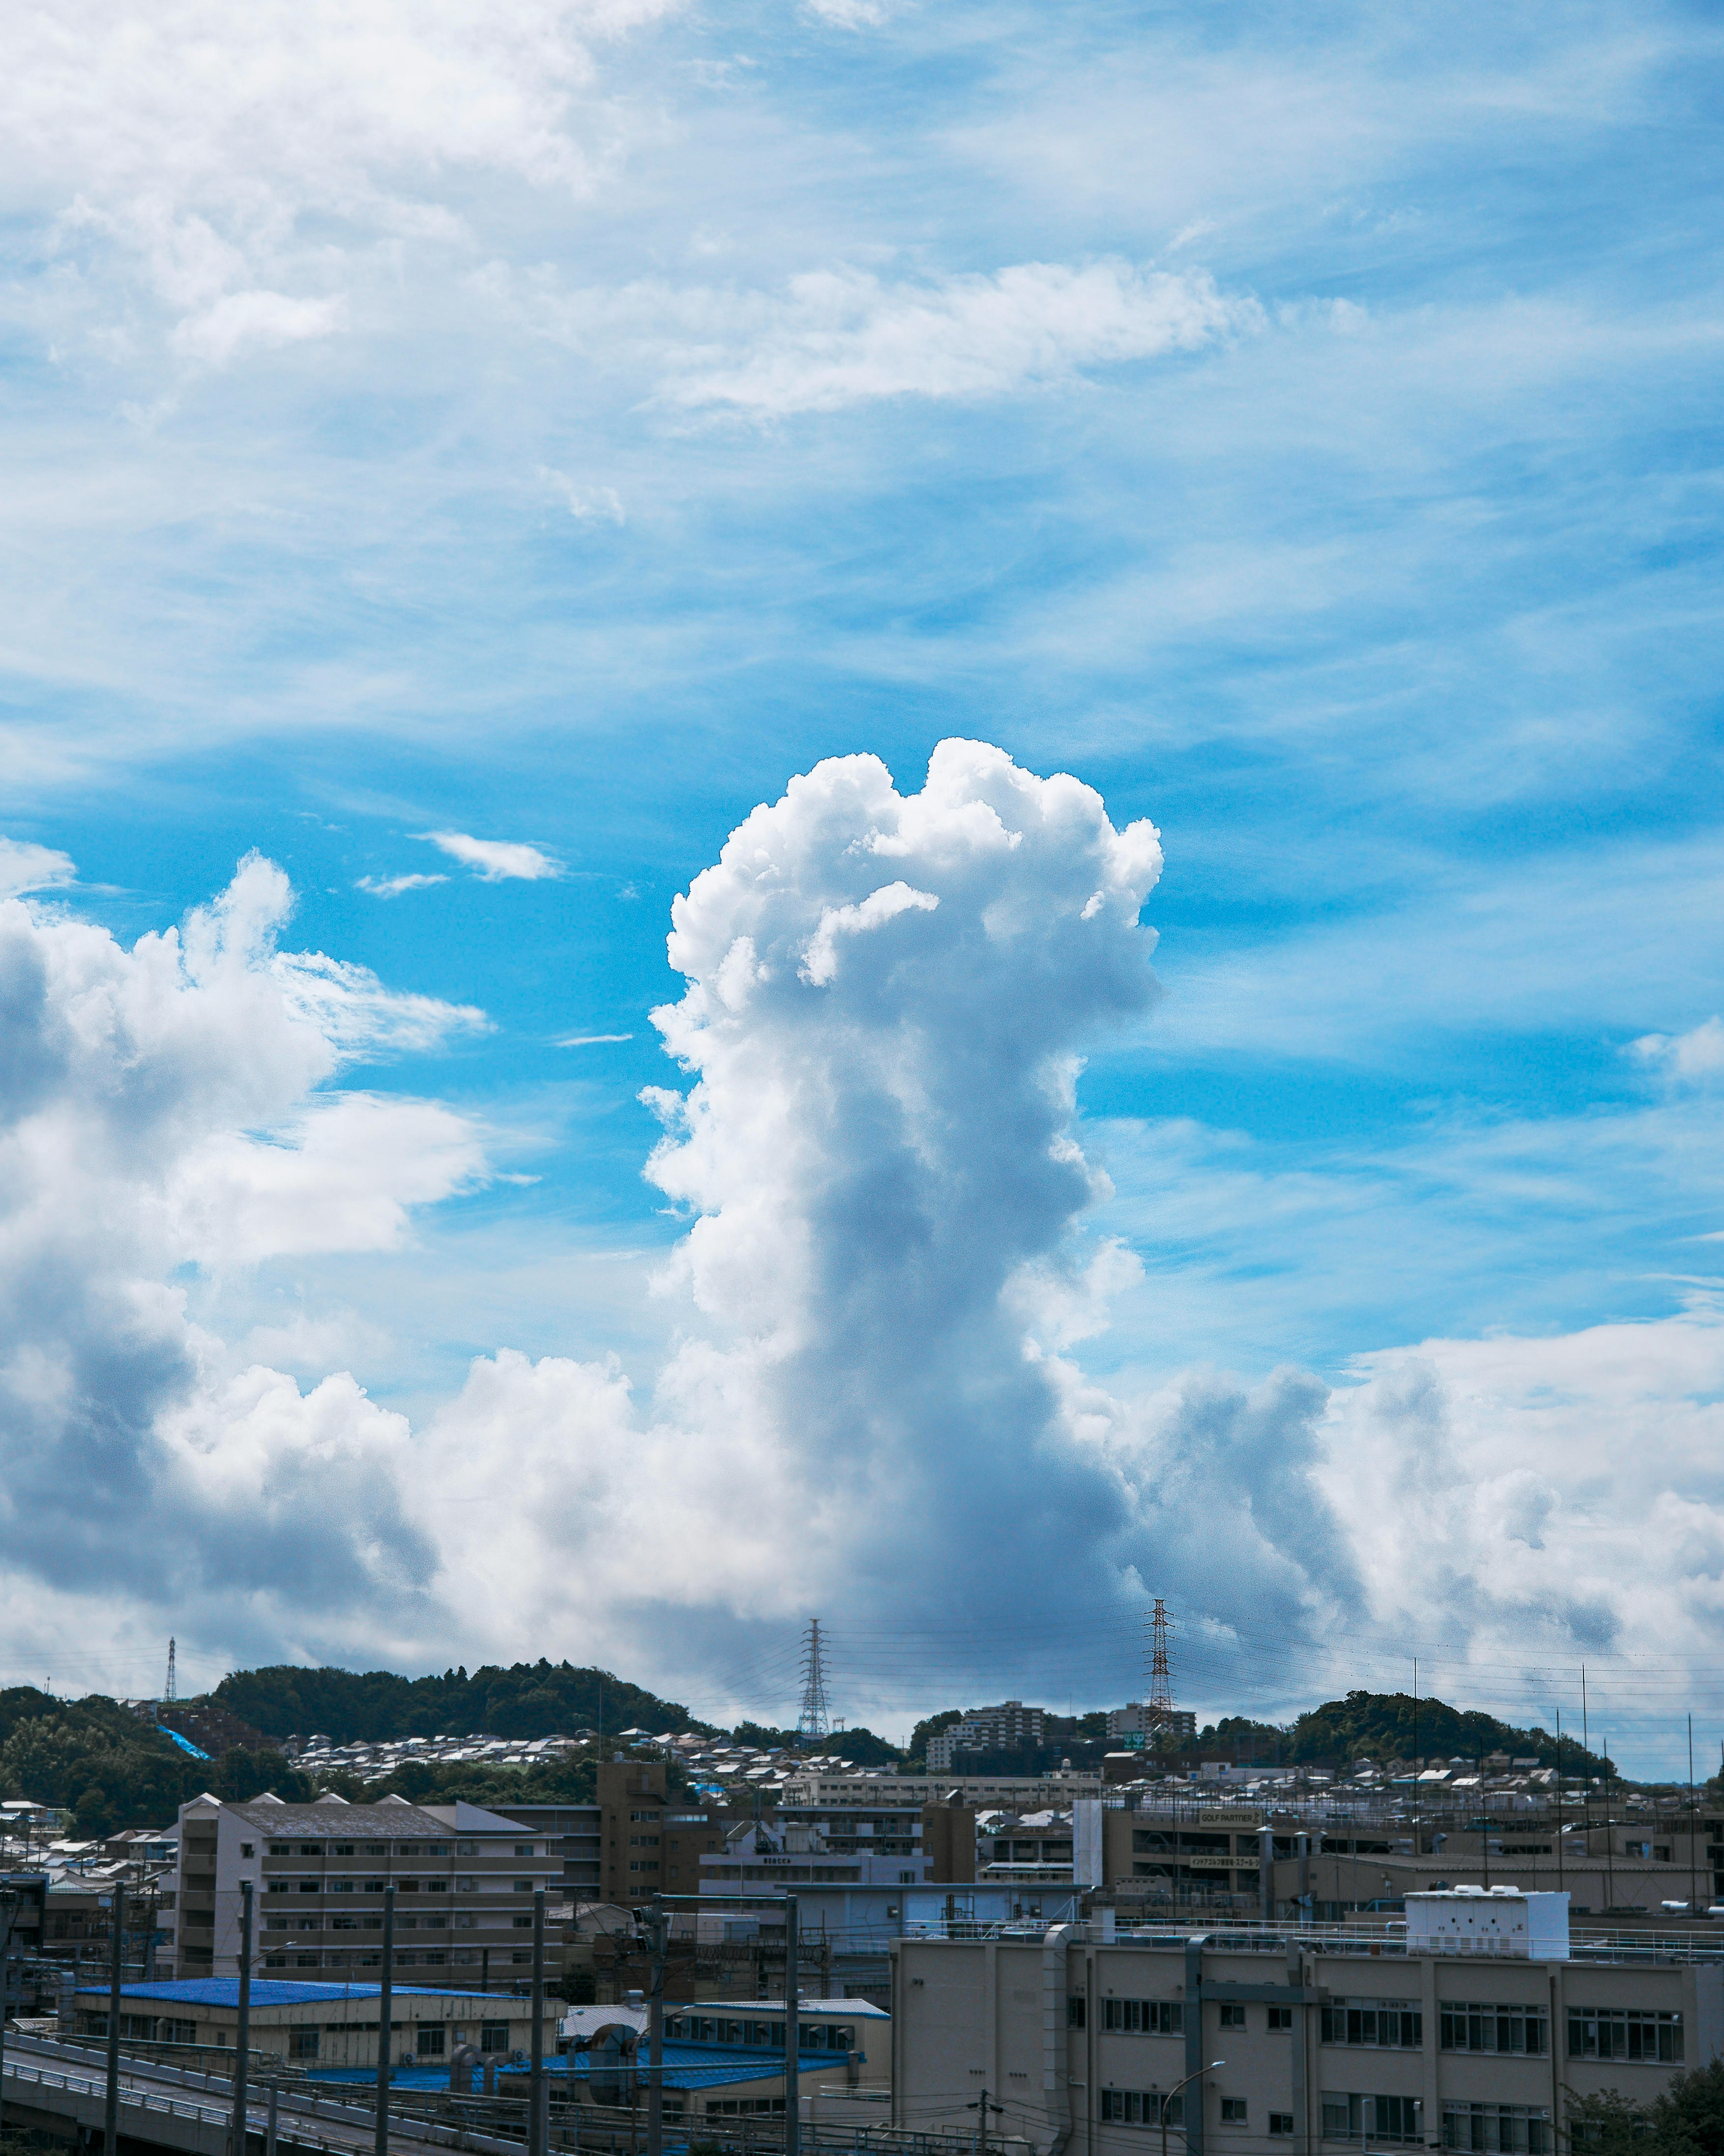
[{"x1": 210, "y1": 1659, "x2": 709, "y2": 1745}]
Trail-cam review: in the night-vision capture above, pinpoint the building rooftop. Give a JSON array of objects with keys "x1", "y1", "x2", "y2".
[{"x1": 76, "y1": 1980, "x2": 540, "y2": 2008}]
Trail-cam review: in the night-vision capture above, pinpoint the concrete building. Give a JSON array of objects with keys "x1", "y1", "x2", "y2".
[
  {"x1": 537, "y1": 1997, "x2": 892, "y2": 2125},
  {"x1": 1109, "y1": 1707, "x2": 1200, "y2": 1747},
  {"x1": 780, "y1": 1772, "x2": 1103, "y2": 1808},
  {"x1": 71, "y1": 1975, "x2": 555, "y2": 2069},
  {"x1": 595, "y1": 1760, "x2": 730, "y2": 1907},
  {"x1": 167, "y1": 1793, "x2": 564, "y2": 1985},
  {"x1": 929, "y1": 1706, "x2": 1049, "y2": 1773},
  {"x1": 890, "y1": 1892, "x2": 1724, "y2": 2156}
]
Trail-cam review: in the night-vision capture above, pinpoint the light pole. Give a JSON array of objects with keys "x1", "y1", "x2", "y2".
[{"x1": 1160, "y1": 2059, "x2": 1224, "y2": 2156}]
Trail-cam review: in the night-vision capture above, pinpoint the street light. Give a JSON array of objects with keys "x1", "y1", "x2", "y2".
[{"x1": 1161, "y1": 2059, "x2": 1225, "y2": 2156}]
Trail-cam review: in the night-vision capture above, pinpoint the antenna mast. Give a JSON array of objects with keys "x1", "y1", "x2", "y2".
[
  {"x1": 1146, "y1": 1599, "x2": 1174, "y2": 1746},
  {"x1": 165, "y1": 1638, "x2": 177, "y2": 1705},
  {"x1": 797, "y1": 1618, "x2": 831, "y2": 1746}
]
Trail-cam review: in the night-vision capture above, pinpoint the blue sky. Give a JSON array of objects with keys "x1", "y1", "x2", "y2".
[{"x1": 2, "y1": 0, "x2": 1723, "y2": 1762}]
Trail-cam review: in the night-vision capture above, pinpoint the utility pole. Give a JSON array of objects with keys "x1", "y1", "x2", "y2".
[
  {"x1": 0, "y1": 1885, "x2": 19, "y2": 2136},
  {"x1": 783, "y1": 1896, "x2": 800, "y2": 2156},
  {"x1": 231, "y1": 1879, "x2": 254, "y2": 2156},
  {"x1": 104, "y1": 1887, "x2": 124, "y2": 2156},
  {"x1": 1478, "y1": 1755, "x2": 1490, "y2": 1891},
  {"x1": 1411, "y1": 1660, "x2": 1419, "y2": 1856},
  {"x1": 643, "y1": 1898, "x2": 668, "y2": 2156},
  {"x1": 374, "y1": 1884, "x2": 395, "y2": 2156},
  {"x1": 1689, "y1": 1716, "x2": 1698, "y2": 1913},
  {"x1": 529, "y1": 1887, "x2": 546, "y2": 2156},
  {"x1": 1555, "y1": 1708, "x2": 1564, "y2": 1898},
  {"x1": 969, "y1": 2088, "x2": 1004, "y2": 2156}
]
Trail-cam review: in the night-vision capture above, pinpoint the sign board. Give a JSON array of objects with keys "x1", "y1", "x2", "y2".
[{"x1": 1185, "y1": 1855, "x2": 1264, "y2": 1872}]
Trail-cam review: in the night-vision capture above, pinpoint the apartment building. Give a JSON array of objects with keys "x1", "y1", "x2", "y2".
[
  {"x1": 168, "y1": 1793, "x2": 564, "y2": 1985},
  {"x1": 891, "y1": 1891, "x2": 1724, "y2": 2156},
  {"x1": 1109, "y1": 1707, "x2": 1200, "y2": 1746},
  {"x1": 596, "y1": 1760, "x2": 730, "y2": 1907},
  {"x1": 780, "y1": 1773, "x2": 1102, "y2": 1808},
  {"x1": 928, "y1": 1705, "x2": 1048, "y2": 1773}
]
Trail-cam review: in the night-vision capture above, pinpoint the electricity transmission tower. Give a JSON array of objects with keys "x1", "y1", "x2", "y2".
[
  {"x1": 165, "y1": 1638, "x2": 177, "y2": 1704},
  {"x1": 797, "y1": 1619, "x2": 831, "y2": 1746},
  {"x1": 1146, "y1": 1599, "x2": 1175, "y2": 1745}
]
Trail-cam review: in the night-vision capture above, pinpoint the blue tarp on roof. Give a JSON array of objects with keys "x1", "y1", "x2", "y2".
[
  {"x1": 158, "y1": 1726, "x2": 211, "y2": 1762},
  {"x1": 312, "y1": 2050, "x2": 805, "y2": 2097},
  {"x1": 75, "y1": 1980, "x2": 522, "y2": 2008}
]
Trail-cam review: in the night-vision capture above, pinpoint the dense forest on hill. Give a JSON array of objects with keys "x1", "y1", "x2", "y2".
[
  {"x1": 0, "y1": 1687, "x2": 308, "y2": 1838},
  {"x1": 1172, "y1": 1693, "x2": 1611, "y2": 1778},
  {"x1": 210, "y1": 1659, "x2": 710, "y2": 1744}
]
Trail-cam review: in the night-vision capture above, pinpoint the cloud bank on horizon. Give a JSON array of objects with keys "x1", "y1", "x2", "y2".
[{"x1": 3, "y1": 745, "x2": 1722, "y2": 1737}]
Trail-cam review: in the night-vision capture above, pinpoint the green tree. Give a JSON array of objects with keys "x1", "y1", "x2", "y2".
[
  {"x1": 1650, "y1": 2059, "x2": 1724, "y2": 2156},
  {"x1": 1565, "y1": 2088, "x2": 1653, "y2": 2154},
  {"x1": 906, "y1": 1710, "x2": 963, "y2": 1762}
]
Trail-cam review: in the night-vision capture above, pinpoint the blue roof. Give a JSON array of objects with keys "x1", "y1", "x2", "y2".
[{"x1": 75, "y1": 1980, "x2": 531, "y2": 2009}]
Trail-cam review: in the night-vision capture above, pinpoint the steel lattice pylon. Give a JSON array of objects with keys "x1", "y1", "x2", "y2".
[
  {"x1": 1146, "y1": 1598, "x2": 1174, "y2": 1741},
  {"x1": 797, "y1": 1618, "x2": 831, "y2": 1745}
]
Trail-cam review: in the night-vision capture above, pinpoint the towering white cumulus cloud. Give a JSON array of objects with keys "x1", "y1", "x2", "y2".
[{"x1": 416, "y1": 742, "x2": 1362, "y2": 1680}]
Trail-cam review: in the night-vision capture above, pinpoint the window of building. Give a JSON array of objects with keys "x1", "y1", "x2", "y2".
[
  {"x1": 298, "y1": 1843, "x2": 321, "y2": 1856},
  {"x1": 1100, "y1": 2092, "x2": 1183, "y2": 2126},
  {"x1": 480, "y1": 2024, "x2": 510, "y2": 2053},
  {"x1": 427, "y1": 1880, "x2": 448, "y2": 1892},
  {"x1": 297, "y1": 1880, "x2": 319, "y2": 1894},
  {"x1": 240, "y1": 1843, "x2": 254, "y2": 1858},
  {"x1": 295, "y1": 1954, "x2": 318, "y2": 1967},
  {"x1": 1321, "y1": 2001, "x2": 1422, "y2": 2050},
  {"x1": 457, "y1": 1841, "x2": 479, "y2": 1856},
  {"x1": 456, "y1": 1877, "x2": 477, "y2": 1891},
  {"x1": 900, "y1": 1870, "x2": 918, "y2": 1884},
  {"x1": 1268, "y1": 2006, "x2": 1293, "y2": 2032},
  {"x1": 398, "y1": 1916, "x2": 418, "y2": 1930},
  {"x1": 265, "y1": 1956, "x2": 287, "y2": 1969},
  {"x1": 1270, "y1": 2117, "x2": 1294, "y2": 2138},
  {"x1": 1322, "y1": 2096, "x2": 1423, "y2": 2144},
  {"x1": 511, "y1": 1949, "x2": 532, "y2": 1964},
  {"x1": 396, "y1": 1952, "x2": 419, "y2": 1966},
  {"x1": 1568, "y1": 2010, "x2": 1682, "y2": 2063},
  {"x1": 424, "y1": 1844, "x2": 449, "y2": 1856},
  {"x1": 266, "y1": 1883, "x2": 288, "y2": 1896},
  {"x1": 416, "y1": 2027, "x2": 447, "y2": 2055},
  {"x1": 163, "y1": 2019, "x2": 197, "y2": 2045},
  {"x1": 363, "y1": 1880, "x2": 385, "y2": 1894},
  {"x1": 424, "y1": 1951, "x2": 446, "y2": 1965},
  {"x1": 630, "y1": 1810, "x2": 658, "y2": 1822},
  {"x1": 512, "y1": 1913, "x2": 534, "y2": 1927},
  {"x1": 290, "y1": 2032, "x2": 320, "y2": 2061},
  {"x1": 334, "y1": 1843, "x2": 355, "y2": 1856},
  {"x1": 331, "y1": 1916, "x2": 358, "y2": 1931},
  {"x1": 269, "y1": 1843, "x2": 292, "y2": 1856},
  {"x1": 1068, "y1": 1998, "x2": 1086, "y2": 2029},
  {"x1": 515, "y1": 1843, "x2": 537, "y2": 1856},
  {"x1": 1222, "y1": 2101, "x2": 1248, "y2": 2124},
  {"x1": 1440, "y1": 2005, "x2": 1548, "y2": 2057},
  {"x1": 398, "y1": 1880, "x2": 420, "y2": 1893},
  {"x1": 1443, "y1": 2105, "x2": 1551, "y2": 2153},
  {"x1": 328, "y1": 1880, "x2": 354, "y2": 1894},
  {"x1": 1219, "y1": 2004, "x2": 1247, "y2": 2030},
  {"x1": 1103, "y1": 2000, "x2": 1183, "y2": 2034},
  {"x1": 455, "y1": 1913, "x2": 476, "y2": 1927},
  {"x1": 514, "y1": 1878, "x2": 535, "y2": 1890}
]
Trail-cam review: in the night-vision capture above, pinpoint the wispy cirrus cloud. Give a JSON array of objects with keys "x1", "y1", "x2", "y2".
[
  {"x1": 418, "y1": 831, "x2": 563, "y2": 882},
  {"x1": 658, "y1": 258, "x2": 1260, "y2": 416},
  {"x1": 357, "y1": 872, "x2": 448, "y2": 897}
]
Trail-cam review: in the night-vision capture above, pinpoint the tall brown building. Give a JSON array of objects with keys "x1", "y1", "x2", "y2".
[{"x1": 596, "y1": 1761, "x2": 729, "y2": 1906}]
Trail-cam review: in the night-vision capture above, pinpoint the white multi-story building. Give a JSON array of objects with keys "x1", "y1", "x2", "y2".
[
  {"x1": 1108, "y1": 1703, "x2": 1199, "y2": 1745},
  {"x1": 927, "y1": 1703, "x2": 1047, "y2": 1771},
  {"x1": 167, "y1": 1792, "x2": 564, "y2": 1985}
]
